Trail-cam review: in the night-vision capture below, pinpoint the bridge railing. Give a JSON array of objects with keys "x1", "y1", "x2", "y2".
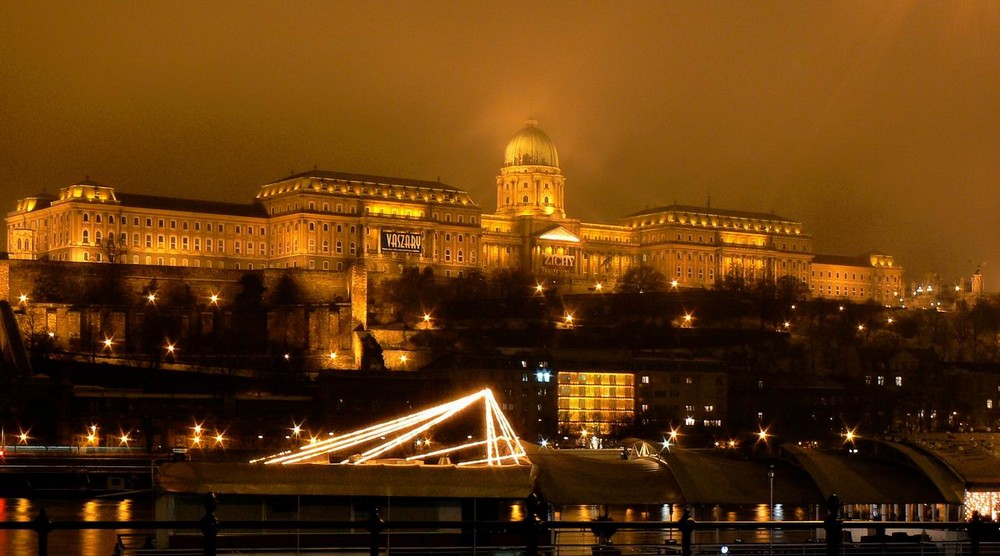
[{"x1": 1, "y1": 493, "x2": 998, "y2": 556}]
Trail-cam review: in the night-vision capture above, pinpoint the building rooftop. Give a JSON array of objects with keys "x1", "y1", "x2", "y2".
[
  {"x1": 116, "y1": 193, "x2": 268, "y2": 218},
  {"x1": 264, "y1": 169, "x2": 466, "y2": 193},
  {"x1": 624, "y1": 204, "x2": 797, "y2": 224},
  {"x1": 811, "y1": 254, "x2": 873, "y2": 268}
]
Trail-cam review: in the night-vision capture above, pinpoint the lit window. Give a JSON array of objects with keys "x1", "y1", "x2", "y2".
[{"x1": 895, "y1": 376, "x2": 902, "y2": 387}]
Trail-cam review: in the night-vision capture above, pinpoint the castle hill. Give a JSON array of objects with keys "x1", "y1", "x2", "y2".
[{"x1": 3, "y1": 122, "x2": 999, "y2": 516}]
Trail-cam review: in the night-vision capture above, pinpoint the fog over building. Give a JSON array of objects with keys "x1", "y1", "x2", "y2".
[{"x1": 7, "y1": 122, "x2": 903, "y2": 302}]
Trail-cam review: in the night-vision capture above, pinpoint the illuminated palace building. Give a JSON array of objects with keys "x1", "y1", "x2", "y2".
[{"x1": 6, "y1": 121, "x2": 903, "y2": 302}]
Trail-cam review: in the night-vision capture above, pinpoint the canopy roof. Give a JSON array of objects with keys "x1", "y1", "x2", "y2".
[
  {"x1": 783, "y1": 444, "x2": 949, "y2": 504},
  {"x1": 527, "y1": 445, "x2": 683, "y2": 506},
  {"x1": 907, "y1": 433, "x2": 1000, "y2": 490}
]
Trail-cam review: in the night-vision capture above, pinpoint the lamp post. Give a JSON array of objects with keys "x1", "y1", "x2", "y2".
[
  {"x1": 769, "y1": 464, "x2": 775, "y2": 518},
  {"x1": 769, "y1": 464, "x2": 775, "y2": 555}
]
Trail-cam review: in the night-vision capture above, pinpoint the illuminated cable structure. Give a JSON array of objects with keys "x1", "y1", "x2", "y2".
[{"x1": 254, "y1": 389, "x2": 528, "y2": 466}]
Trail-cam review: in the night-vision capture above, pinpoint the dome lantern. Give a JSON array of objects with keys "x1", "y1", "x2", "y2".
[{"x1": 503, "y1": 120, "x2": 560, "y2": 168}]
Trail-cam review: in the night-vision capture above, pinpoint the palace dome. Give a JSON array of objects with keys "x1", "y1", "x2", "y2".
[{"x1": 502, "y1": 120, "x2": 559, "y2": 168}]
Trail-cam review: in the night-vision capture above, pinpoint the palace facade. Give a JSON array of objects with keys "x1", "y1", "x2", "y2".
[{"x1": 6, "y1": 121, "x2": 903, "y2": 303}]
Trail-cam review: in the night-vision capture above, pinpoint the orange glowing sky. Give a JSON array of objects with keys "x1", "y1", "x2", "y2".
[{"x1": 2, "y1": 2, "x2": 998, "y2": 284}]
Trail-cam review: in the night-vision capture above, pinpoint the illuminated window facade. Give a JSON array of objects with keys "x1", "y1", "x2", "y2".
[
  {"x1": 7, "y1": 123, "x2": 902, "y2": 299},
  {"x1": 810, "y1": 253, "x2": 904, "y2": 304},
  {"x1": 557, "y1": 371, "x2": 634, "y2": 435}
]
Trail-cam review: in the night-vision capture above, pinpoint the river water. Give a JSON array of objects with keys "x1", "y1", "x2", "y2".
[
  {"x1": 0, "y1": 498, "x2": 811, "y2": 555},
  {"x1": 0, "y1": 497, "x2": 155, "y2": 556}
]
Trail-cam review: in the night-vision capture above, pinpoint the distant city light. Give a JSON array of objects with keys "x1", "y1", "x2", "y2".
[
  {"x1": 423, "y1": 313, "x2": 431, "y2": 322},
  {"x1": 670, "y1": 280, "x2": 679, "y2": 289},
  {"x1": 594, "y1": 282, "x2": 603, "y2": 292},
  {"x1": 165, "y1": 341, "x2": 176, "y2": 355},
  {"x1": 535, "y1": 283, "x2": 544, "y2": 294},
  {"x1": 858, "y1": 324, "x2": 865, "y2": 331},
  {"x1": 887, "y1": 317, "x2": 894, "y2": 324},
  {"x1": 757, "y1": 428, "x2": 769, "y2": 443},
  {"x1": 146, "y1": 293, "x2": 157, "y2": 304},
  {"x1": 209, "y1": 293, "x2": 220, "y2": 305},
  {"x1": 102, "y1": 337, "x2": 114, "y2": 350},
  {"x1": 18, "y1": 431, "x2": 30, "y2": 444},
  {"x1": 329, "y1": 351, "x2": 337, "y2": 360},
  {"x1": 283, "y1": 353, "x2": 290, "y2": 360},
  {"x1": 120, "y1": 433, "x2": 130, "y2": 445},
  {"x1": 564, "y1": 313, "x2": 574, "y2": 325},
  {"x1": 18, "y1": 293, "x2": 28, "y2": 304}
]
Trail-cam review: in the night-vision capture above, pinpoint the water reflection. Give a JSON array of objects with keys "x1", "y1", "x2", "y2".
[
  {"x1": 551, "y1": 503, "x2": 816, "y2": 554},
  {"x1": 81, "y1": 500, "x2": 101, "y2": 555},
  {"x1": 0, "y1": 498, "x2": 154, "y2": 556}
]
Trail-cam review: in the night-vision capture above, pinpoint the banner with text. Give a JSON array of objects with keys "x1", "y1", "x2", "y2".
[
  {"x1": 380, "y1": 230, "x2": 424, "y2": 254},
  {"x1": 543, "y1": 254, "x2": 575, "y2": 268}
]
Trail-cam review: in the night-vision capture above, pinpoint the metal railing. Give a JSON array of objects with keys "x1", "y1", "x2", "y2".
[{"x1": 1, "y1": 494, "x2": 998, "y2": 556}]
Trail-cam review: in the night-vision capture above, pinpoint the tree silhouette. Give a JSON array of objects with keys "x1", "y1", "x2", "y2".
[{"x1": 617, "y1": 265, "x2": 666, "y2": 294}]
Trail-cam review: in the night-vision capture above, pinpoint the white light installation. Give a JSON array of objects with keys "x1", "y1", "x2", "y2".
[{"x1": 254, "y1": 389, "x2": 528, "y2": 466}]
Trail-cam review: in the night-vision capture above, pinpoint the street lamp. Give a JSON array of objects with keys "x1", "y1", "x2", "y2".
[
  {"x1": 769, "y1": 464, "x2": 775, "y2": 518},
  {"x1": 769, "y1": 464, "x2": 775, "y2": 554}
]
